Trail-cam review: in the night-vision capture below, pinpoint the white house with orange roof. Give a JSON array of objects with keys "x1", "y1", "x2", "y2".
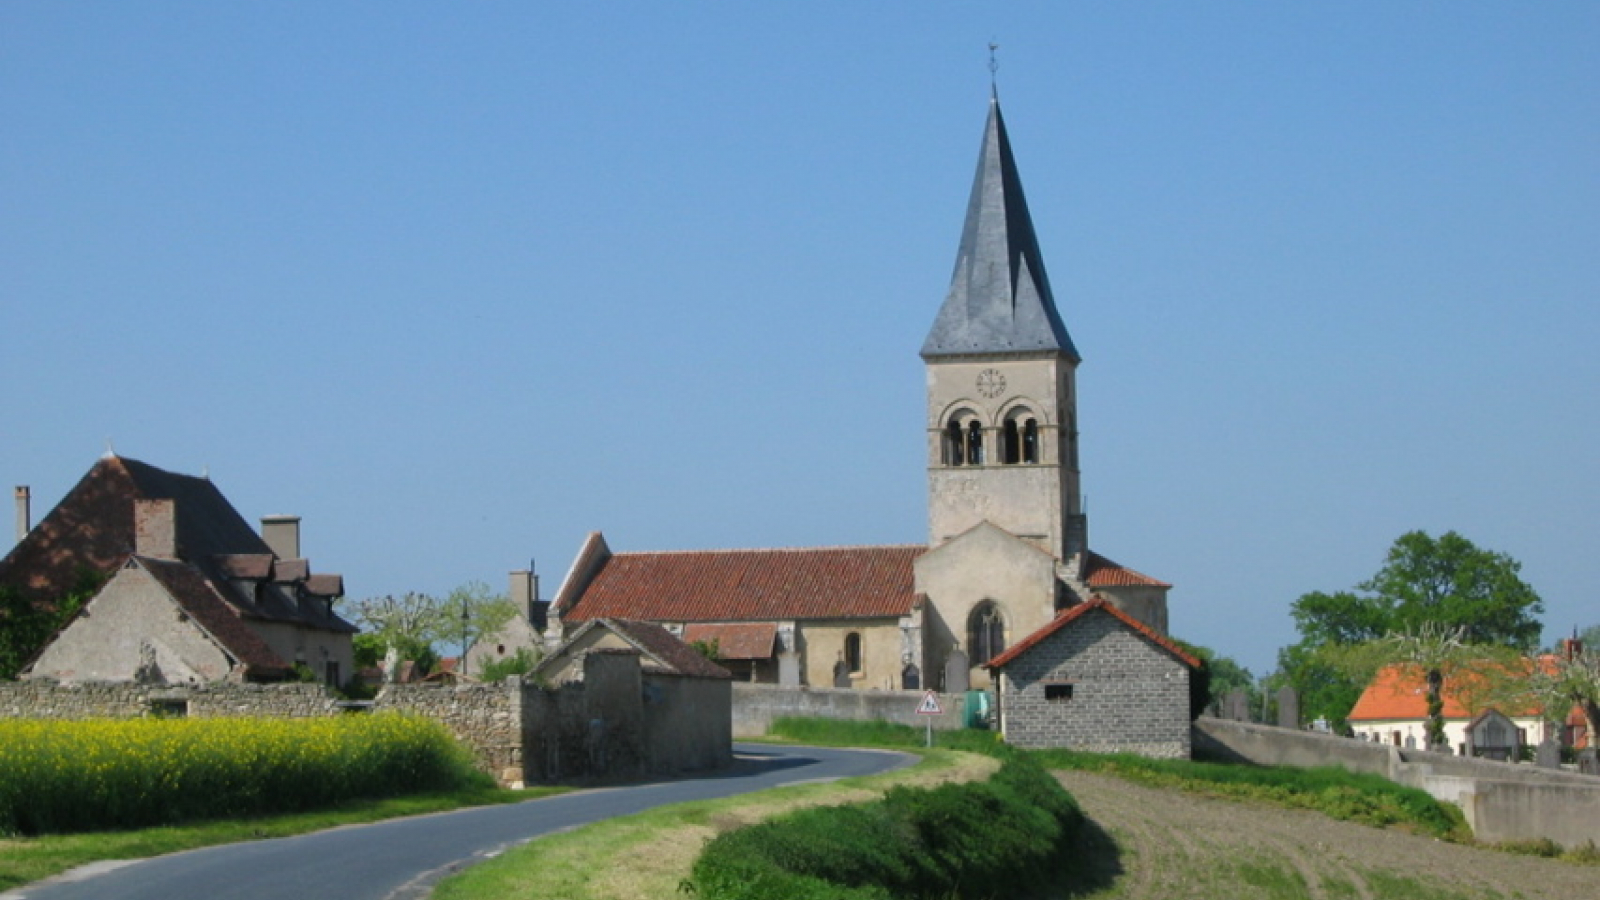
[
  {"x1": 1347, "y1": 657, "x2": 1580, "y2": 754},
  {"x1": 547, "y1": 93, "x2": 1189, "y2": 731}
]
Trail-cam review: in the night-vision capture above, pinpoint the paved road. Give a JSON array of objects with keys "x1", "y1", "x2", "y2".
[{"x1": 6, "y1": 743, "x2": 913, "y2": 900}]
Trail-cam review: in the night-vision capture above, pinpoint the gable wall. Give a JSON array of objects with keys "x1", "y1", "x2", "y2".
[
  {"x1": 916, "y1": 526, "x2": 1058, "y2": 690},
  {"x1": 28, "y1": 565, "x2": 234, "y2": 683},
  {"x1": 997, "y1": 609, "x2": 1190, "y2": 757}
]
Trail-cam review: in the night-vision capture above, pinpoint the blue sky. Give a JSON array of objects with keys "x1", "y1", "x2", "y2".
[{"x1": 3, "y1": 3, "x2": 1595, "y2": 676}]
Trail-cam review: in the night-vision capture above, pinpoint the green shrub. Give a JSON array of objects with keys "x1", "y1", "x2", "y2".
[
  {"x1": 690, "y1": 751, "x2": 1083, "y2": 900},
  {"x1": 0, "y1": 713, "x2": 489, "y2": 836}
]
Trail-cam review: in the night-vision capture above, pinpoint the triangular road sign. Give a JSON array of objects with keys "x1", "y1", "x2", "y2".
[{"x1": 916, "y1": 690, "x2": 943, "y2": 715}]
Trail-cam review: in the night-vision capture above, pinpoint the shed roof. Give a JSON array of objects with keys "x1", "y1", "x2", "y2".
[{"x1": 984, "y1": 598, "x2": 1199, "y2": 671}]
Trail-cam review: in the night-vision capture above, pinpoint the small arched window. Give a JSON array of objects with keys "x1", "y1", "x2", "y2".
[
  {"x1": 945, "y1": 420, "x2": 966, "y2": 466},
  {"x1": 968, "y1": 602, "x2": 1006, "y2": 666},
  {"x1": 844, "y1": 632, "x2": 863, "y2": 675},
  {"x1": 966, "y1": 421, "x2": 984, "y2": 465},
  {"x1": 1000, "y1": 409, "x2": 1039, "y2": 465}
]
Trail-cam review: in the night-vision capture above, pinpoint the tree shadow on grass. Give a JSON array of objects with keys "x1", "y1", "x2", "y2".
[{"x1": 1048, "y1": 816, "x2": 1124, "y2": 898}]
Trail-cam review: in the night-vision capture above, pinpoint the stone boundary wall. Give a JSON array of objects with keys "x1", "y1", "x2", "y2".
[
  {"x1": 732, "y1": 683, "x2": 963, "y2": 737},
  {"x1": 0, "y1": 669, "x2": 732, "y2": 788},
  {"x1": 1195, "y1": 716, "x2": 1600, "y2": 848}
]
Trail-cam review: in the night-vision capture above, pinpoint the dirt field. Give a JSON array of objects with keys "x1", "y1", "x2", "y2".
[{"x1": 1054, "y1": 771, "x2": 1597, "y2": 900}]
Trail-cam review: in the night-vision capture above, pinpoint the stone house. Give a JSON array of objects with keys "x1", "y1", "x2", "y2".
[
  {"x1": 546, "y1": 94, "x2": 1181, "y2": 715},
  {"x1": 984, "y1": 598, "x2": 1198, "y2": 758},
  {"x1": 2, "y1": 454, "x2": 355, "y2": 685}
]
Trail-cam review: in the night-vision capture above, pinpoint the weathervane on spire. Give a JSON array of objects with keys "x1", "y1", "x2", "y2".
[{"x1": 988, "y1": 42, "x2": 1000, "y2": 90}]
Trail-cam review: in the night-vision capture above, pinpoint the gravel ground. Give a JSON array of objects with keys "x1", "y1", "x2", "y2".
[{"x1": 1053, "y1": 770, "x2": 1597, "y2": 900}]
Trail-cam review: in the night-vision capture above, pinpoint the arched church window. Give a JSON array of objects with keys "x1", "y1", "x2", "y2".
[
  {"x1": 844, "y1": 632, "x2": 863, "y2": 675},
  {"x1": 1001, "y1": 419, "x2": 1020, "y2": 464},
  {"x1": 967, "y1": 602, "x2": 1006, "y2": 666},
  {"x1": 1000, "y1": 410, "x2": 1040, "y2": 465},
  {"x1": 944, "y1": 420, "x2": 966, "y2": 466},
  {"x1": 966, "y1": 421, "x2": 984, "y2": 465}
]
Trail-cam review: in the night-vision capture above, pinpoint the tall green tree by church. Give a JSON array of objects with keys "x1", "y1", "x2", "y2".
[{"x1": 1277, "y1": 530, "x2": 1543, "y2": 728}]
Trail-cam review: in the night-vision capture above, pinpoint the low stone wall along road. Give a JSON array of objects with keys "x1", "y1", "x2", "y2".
[{"x1": 4, "y1": 744, "x2": 914, "y2": 900}]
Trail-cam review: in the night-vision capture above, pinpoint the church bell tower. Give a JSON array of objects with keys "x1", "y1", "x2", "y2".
[{"x1": 922, "y1": 93, "x2": 1085, "y2": 565}]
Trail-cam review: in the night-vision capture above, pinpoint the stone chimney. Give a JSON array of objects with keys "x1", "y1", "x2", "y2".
[
  {"x1": 510, "y1": 568, "x2": 539, "y2": 620},
  {"x1": 14, "y1": 486, "x2": 29, "y2": 544},
  {"x1": 134, "y1": 498, "x2": 178, "y2": 559},
  {"x1": 261, "y1": 515, "x2": 301, "y2": 560}
]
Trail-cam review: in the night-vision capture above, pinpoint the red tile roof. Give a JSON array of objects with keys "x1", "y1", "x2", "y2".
[
  {"x1": 682, "y1": 622, "x2": 779, "y2": 660},
  {"x1": 984, "y1": 597, "x2": 1200, "y2": 670},
  {"x1": 1347, "y1": 660, "x2": 1554, "y2": 722},
  {"x1": 564, "y1": 545, "x2": 924, "y2": 622},
  {"x1": 0, "y1": 455, "x2": 355, "y2": 636},
  {"x1": 1083, "y1": 552, "x2": 1170, "y2": 588},
  {"x1": 139, "y1": 556, "x2": 293, "y2": 677}
]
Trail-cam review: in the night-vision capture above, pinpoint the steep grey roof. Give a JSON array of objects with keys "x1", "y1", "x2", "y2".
[{"x1": 922, "y1": 95, "x2": 1079, "y2": 361}]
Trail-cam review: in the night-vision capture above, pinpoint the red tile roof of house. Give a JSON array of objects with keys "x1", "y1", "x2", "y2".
[
  {"x1": 139, "y1": 556, "x2": 293, "y2": 677},
  {"x1": 1084, "y1": 552, "x2": 1170, "y2": 588},
  {"x1": 1347, "y1": 660, "x2": 1555, "y2": 722},
  {"x1": 984, "y1": 597, "x2": 1200, "y2": 670},
  {"x1": 564, "y1": 545, "x2": 924, "y2": 622},
  {"x1": 0, "y1": 455, "x2": 354, "y2": 635},
  {"x1": 682, "y1": 622, "x2": 779, "y2": 660}
]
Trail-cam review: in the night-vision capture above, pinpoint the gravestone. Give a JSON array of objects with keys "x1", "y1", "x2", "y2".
[
  {"x1": 901, "y1": 663, "x2": 920, "y2": 691},
  {"x1": 1276, "y1": 686, "x2": 1299, "y2": 729},
  {"x1": 832, "y1": 659, "x2": 851, "y2": 688},
  {"x1": 1578, "y1": 748, "x2": 1599, "y2": 776},
  {"x1": 777, "y1": 650, "x2": 801, "y2": 687},
  {"x1": 1224, "y1": 690, "x2": 1249, "y2": 721},
  {"x1": 1404, "y1": 734, "x2": 1417, "y2": 750},
  {"x1": 944, "y1": 648, "x2": 971, "y2": 695},
  {"x1": 1536, "y1": 737, "x2": 1562, "y2": 769}
]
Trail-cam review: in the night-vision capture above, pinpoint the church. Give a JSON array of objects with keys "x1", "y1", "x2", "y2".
[{"x1": 546, "y1": 93, "x2": 1193, "y2": 731}]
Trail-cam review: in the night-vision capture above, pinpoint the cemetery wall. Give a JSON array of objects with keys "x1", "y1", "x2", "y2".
[
  {"x1": 1195, "y1": 716, "x2": 1600, "y2": 848},
  {"x1": 732, "y1": 683, "x2": 963, "y2": 737}
]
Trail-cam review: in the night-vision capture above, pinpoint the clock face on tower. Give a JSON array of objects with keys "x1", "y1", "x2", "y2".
[{"x1": 975, "y1": 369, "x2": 1006, "y2": 399}]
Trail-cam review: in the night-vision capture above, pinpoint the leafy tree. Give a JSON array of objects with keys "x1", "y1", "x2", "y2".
[
  {"x1": 0, "y1": 571, "x2": 104, "y2": 680},
  {"x1": 1277, "y1": 530, "x2": 1543, "y2": 729},
  {"x1": 1173, "y1": 639, "x2": 1255, "y2": 719},
  {"x1": 439, "y1": 581, "x2": 517, "y2": 677},
  {"x1": 340, "y1": 582, "x2": 517, "y2": 680},
  {"x1": 478, "y1": 647, "x2": 540, "y2": 683}
]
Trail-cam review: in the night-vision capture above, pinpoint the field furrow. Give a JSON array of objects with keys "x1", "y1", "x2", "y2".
[{"x1": 1054, "y1": 770, "x2": 1592, "y2": 900}]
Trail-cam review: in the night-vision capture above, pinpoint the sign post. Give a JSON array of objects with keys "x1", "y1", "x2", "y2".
[{"x1": 915, "y1": 690, "x2": 943, "y2": 748}]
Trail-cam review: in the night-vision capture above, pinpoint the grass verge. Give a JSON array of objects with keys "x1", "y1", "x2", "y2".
[
  {"x1": 767, "y1": 717, "x2": 1469, "y2": 842},
  {"x1": 432, "y1": 749, "x2": 999, "y2": 900},
  {"x1": 0, "y1": 784, "x2": 554, "y2": 892}
]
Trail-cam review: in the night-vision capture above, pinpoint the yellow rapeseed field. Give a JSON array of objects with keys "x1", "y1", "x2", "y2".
[{"x1": 0, "y1": 713, "x2": 485, "y2": 836}]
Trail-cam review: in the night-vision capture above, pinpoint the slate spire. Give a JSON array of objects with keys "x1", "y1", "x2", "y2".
[{"x1": 922, "y1": 94, "x2": 1079, "y2": 361}]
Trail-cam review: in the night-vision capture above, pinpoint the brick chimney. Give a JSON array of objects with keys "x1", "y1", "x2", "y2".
[
  {"x1": 14, "y1": 486, "x2": 28, "y2": 544},
  {"x1": 134, "y1": 498, "x2": 178, "y2": 559},
  {"x1": 261, "y1": 515, "x2": 301, "y2": 560},
  {"x1": 510, "y1": 567, "x2": 539, "y2": 620}
]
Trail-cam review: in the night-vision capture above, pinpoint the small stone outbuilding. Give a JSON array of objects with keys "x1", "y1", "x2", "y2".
[{"x1": 985, "y1": 598, "x2": 1198, "y2": 758}]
